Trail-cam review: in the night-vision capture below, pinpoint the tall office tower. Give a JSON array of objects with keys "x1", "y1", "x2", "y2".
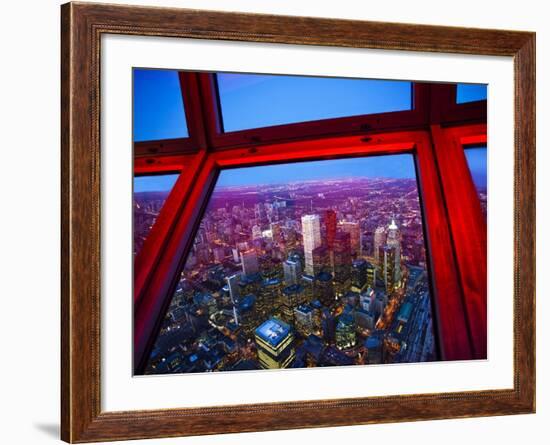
[
  {"x1": 316, "y1": 271, "x2": 335, "y2": 307},
  {"x1": 373, "y1": 226, "x2": 387, "y2": 264},
  {"x1": 251, "y1": 224, "x2": 262, "y2": 240},
  {"x1": 355, "y1": 307, "x2": 376, "y2": 331},
  {"x1": 380, "y1": 245, "x2": 396, "y2": 292},
  {"x1": 280, "y1": 284, "x2": 306, "y2": 324},
  {"x1": 283, "y1": 258, "x2": 302, "y2": 286},
  {"x1": 259, "y1": 254, "x2": 281, "y2": 280},
  {"x1": 259, "y1": 278, "x2": 282, "y2": 317},
  {"x1": 321, "y1": 309, "x2": 336, "y2": 343},
  {"x1": 226, "y1": 273, "x2": 241, "y2": 306},
  {"x1": 324, "y1": 209, "x2": 337, "y2": 250},
  {"x1": 240, "y1": 249, "x2": 259, "y2": 276},
  {"x1": 335, "y1": 312, "x2": 357, "y2": 350},
  {"x1": 294, "y1": 304, "x2": 314, "y2": 337},
  {"x1": 339, "y1": 221, "x2": 361, "y2": 257},
  {"x1": 365, "y1": 261, "x2": 377, "y2": 288},
  {"x1": 333, "y1": 231, "x2": 352, "y2": 296},
  {"x1": 312, "y1": 245, "x2": 330, "y2": 276},
  {"x1": 254, "y1": 318, "x2": 296, "y2": 369},
  {"x1": 351, "y1": 258, "x2": 368, "y2": 292},
  {"x1": 359, "y1": 287, "x2": 375, "y2": 312},
  {"x1": 386, "y1": 219, "x2": 402, "y2": 282},
  {"x1": 301, "y1": 214, "x2": 322, "y2": 276},
  {"x1": 301, "y1": 274, "x2": 316, "y2": 303}
]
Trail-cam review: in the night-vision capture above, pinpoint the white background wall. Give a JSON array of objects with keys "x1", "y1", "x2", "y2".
[{"x1": 0, "y1": 0, "x2": 545, "y2": 444}]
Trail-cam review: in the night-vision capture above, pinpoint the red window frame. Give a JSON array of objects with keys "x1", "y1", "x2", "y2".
[
  {"x1": 132, "y1": 73, "x2": 488, "y2": 374},
  {"x1": 431, "y1": 124, "x2": 488, "y2": 359}
]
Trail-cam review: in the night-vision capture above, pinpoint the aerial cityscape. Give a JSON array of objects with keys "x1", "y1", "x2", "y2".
[{"x1": 134, "y1": 155, "x2": 439, "y2": 375}]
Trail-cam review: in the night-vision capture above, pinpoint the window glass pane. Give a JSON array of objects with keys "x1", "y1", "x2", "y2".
[
  {"x1": 217, "y1": 73, "x2": 413, "y2": 132},
  {"x1": 456, "y1": 83, "x2": 487, "y2": 104},
  {"x1": 140, "y1": 154, "x2": 440, "y2": 375},
  {"x1": 133, "y1": 69, "x2": 188, "y2": 142},
  {"x1": 464, "y1": 146, "x2": 487, "y2": 219},
  {"x1": 133, "y1": 173, "x2": 179, "y2": 258}
]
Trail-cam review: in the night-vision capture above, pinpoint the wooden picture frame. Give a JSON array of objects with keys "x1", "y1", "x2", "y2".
[{"x1": 61, "y1": 2, "x2": 535, "y2": 442}]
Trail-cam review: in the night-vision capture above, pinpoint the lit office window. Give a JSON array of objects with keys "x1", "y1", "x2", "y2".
[
  {"x1": 456, "y1": 83, "x2": 487, "y2": 104},
  {"x1": 133, "y1": 69, "x2": 188, "y2": 142},
  {"x1": 142, "y1": 154, "x2": 438, "y2": 375},
  {"x1": 133, "y1": 173, "x2": 179, "y2": 258},
  {"x1": 464, "y1": 146, "x2": 487, "y2": 219},
  {"x1": 216, "y1": 73, "x2": 413, "y2": 132}
]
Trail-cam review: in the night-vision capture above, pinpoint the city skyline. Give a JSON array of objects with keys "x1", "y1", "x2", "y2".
[
  {"x1": 134, "y1": 152, "x2": 487, "y2": 193},
  {"x1": 136, "y1": 153, "x2": 438, "y2": 375}
]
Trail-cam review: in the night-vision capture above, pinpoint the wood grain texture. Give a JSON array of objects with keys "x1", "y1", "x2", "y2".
[{"x1": 60, "y1": 2, "x2": 536, "y2": 442}]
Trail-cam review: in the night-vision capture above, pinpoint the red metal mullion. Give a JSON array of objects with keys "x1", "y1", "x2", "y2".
[
  {"x1": 133, "y1": 154, "x2": 195, "y2": 175},
  {"x1": 179, "y1": 72, "x2": 209, "y2": 150},
  {"x1": 415, "y1": 131, "x2": 474, "y2": 360},
  {"x1": 134, "y1": 154, "x2": 217, "y2": 373},
  {"x1": 430, "y1": 124, "x2": 487, "y2": 359},
  {"x1": 134, "y1": 137, "x2": 199, "y2": 157},
  {"x1": 196, "y1": 72, "x2": 223, "y2": 144},
  {"x1": 134, "y1": 150, "x2": 208, "y2": 306}
]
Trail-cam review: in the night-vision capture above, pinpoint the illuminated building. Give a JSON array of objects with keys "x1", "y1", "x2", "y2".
[
  {"x1": 235, "y1": 294, "x2": 257, "y2": 333},
  {"x1": 366, "y1": 261, "x2": 377, "y2": 288},
  {"x1": 316, "y1": 271, "x2": 335, "y2": 307},
  {"x1": 260, "y1": 254, "x2": 282, "y2": 280},
  {"x1": 333, "y1": 231, "x2": 352, "y2": 296},
  {"x1": 254, "y1": 318, "x2": 295, "y2": 369},
  {"x1": 386, "y1": 219, "x2": 402, "y2": 282},
  {"x1": 280, "y1": 284, "x2": 306, "y2": 324},
  {"x1": 301, "y1": 273, "x2": 315, "y2": 302},
  {"x1": 258, "y1": 278, "x2": 282, "y2": 317},
  {"x1": 380, "y1": 244, "x2": 396, "y2": 292},
  {"x1": 360, "y1": 288, "x2": 375, "y2": 312},
  {"x1": 373, "y1": 292, "x2": 388, "y2": 318},
  {"x1": 321, "y1": 309, "x2": 336, "y2": 344},
  {"x1": 339, "y1": 221, "x2": 361, "y2": 257},
  {"x1": 335, "y1": 312, "x2": 357, "y2": 350},
  {"x1": 301, "y1": 214, "x2": 322, "y2": 275},
  {"x1": 226, "y1": 273, "x2": 241, "y2": 324},
  {"x1": 226, "y1": 273, "x2": 241, "y2": 303},
  {"x1": 351, "y1": 258, "x2": 368, "y2": 292},
  {"x1": 373, "y1": 226, "x2": 386, "y2": 264},
  {"x1": 283, "y1": 258, "x2": 302, "y2": 286},
  {"x1": 312, "y1": 245, "x2": 330, "y2": 275},
  {"x1": 294, "y1": 304, "x2": 314, "y2": 336},
  {"x1": 324, "y1": 209, "x2": 337, "y2": 250},
  {"x1": 240, "y1": 249, "x2": 259, "y2": 276},
  {"x1": 310, "y1": 299, "x2": 323, "y2": 332},
  {"x1": 355, "y1": 308, "x2": 376, "y2": 331}
]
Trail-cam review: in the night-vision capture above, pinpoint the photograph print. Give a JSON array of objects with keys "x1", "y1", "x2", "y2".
[{"x1": 133, "y1": 70, "x2": 487, "y2": 375}]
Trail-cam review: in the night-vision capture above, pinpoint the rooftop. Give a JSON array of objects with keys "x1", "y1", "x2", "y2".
[{"x1": 255, "y1": 318, "x2": 292, "y2": 346}]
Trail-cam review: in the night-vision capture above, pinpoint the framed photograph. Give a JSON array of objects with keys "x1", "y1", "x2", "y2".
[{"x1": 61, "y1": 2, "x2": 535, "y2": 442}]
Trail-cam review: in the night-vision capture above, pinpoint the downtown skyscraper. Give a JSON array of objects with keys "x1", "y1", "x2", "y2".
[{"x1": 301, "y1": 214, "x2": 322, "y2": 276}]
